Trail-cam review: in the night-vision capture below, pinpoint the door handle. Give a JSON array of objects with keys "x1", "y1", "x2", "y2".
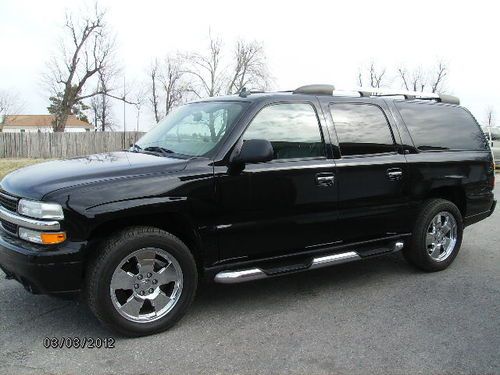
[
  {"x1": 316, "y1": 173, "x2": 335, "y2": 186},
  {"x1": 386, "y1": 168, "x2": 403, "y2": 181}
]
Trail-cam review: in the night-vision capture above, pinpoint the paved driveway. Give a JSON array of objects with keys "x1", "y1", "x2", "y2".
[{"x1": 0, "y1": 185, "x2": 499, "y2": 375}]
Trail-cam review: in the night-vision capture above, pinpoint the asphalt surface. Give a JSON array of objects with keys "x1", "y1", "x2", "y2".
[{"x1": 0, "y1": 185, "x2": 499, "y2": 375}]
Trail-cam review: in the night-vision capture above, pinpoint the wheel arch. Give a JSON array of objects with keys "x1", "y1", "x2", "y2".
[
  {"x1": 426, "y1": 186, "x2": 467, "y2": 219},
  {"x1": 85, "y1": 212, "x2": 204, "y2": 273}
]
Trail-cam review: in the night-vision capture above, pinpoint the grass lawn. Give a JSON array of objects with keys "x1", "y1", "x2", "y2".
[{"x1": 0, "y1": 158, "x2": 49, "y2": 180}]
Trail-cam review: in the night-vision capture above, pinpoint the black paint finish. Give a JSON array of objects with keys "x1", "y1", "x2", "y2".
[{"x1": 0, "y1": 92, "x2": 496, "y2": 293}]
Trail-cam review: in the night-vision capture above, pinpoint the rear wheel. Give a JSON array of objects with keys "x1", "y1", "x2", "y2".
[
  {"x1": 404, "y1": 199, "x2": 463, "y2": 272},
  {"x1": 86, "y1": 227, "x2": 197, "y2": 337}
]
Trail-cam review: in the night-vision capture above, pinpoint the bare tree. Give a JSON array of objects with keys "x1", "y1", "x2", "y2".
[
  {"x1": 146, "y1": 32, "x2": 271, "y2": 128},
  {"x1": 44, "y1": 3, "x2": 115, "y2": 132},
  {"x1": 133, "y1": 86, "x2": 148, "y2": 132},
  {"x1": 148, "y1": 59, "x2": 162, "y2": 123},
  {"x1": 484, "y1": 106, "x2": 496, "y2": 143},
  {"x1": 357, "y1": 62, "x2": 387, "y2": 88},
  {"x1": 0, "y1": 90, "x2": 23, "y2": 132},
  {"x1": 159, "y1": 55, "x2": 187, "y2": 116},
  {"x1": 486, "y1": 107, "x2": 495, "y2": 128},
  {"x1": 429, "y1": 61, "x2": 447, "y2": 93},
  {"x1": 148, "y1": 55, "x2": 187, "y2": 123},
  {"x1": 397, "y1": 66, "x2": 426, "y2": 92},
  {"x1": 396, "y1": 61, "x2": 448, "y2": 93},
  {"x1": 90, "y1": 69, "x2": 116, "y2": 131},
  {"x1": 184, "y1": 33, "x2": 224, "y2": 98},
  {"x1": 226, "y1": 40, "x2": 271, "y2": 94}
]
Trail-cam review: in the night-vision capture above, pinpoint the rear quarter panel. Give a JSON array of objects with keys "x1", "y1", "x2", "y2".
[
  {"x1": 404, "y1": 151, "x2": 494, "y2": 219},
  {"x1": 386, "y1": 100, "x2": 495, "y2": 223}
]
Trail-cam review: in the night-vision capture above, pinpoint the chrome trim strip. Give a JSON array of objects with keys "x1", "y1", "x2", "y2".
[
  {"x1": 214, "y1": 268, "x2": 266, "y2": 284},
  {"x1": 0, "y1": 206, "x2": 60, "y2": 231},
  {"x1": 214, "y1": 251, "x2": 362, "y2": 284},
  {"x1": 310, "y1": 251, "x2": 361, "y2": 269},
  {"x1": 215, "y1": 224, "x2": 233, "y2": 230},
  {"x1": 393, "y1": 241, "x2": 404, "y2": 251},
  {"x1": 0, "y1": 191, "x2": 18, "y2": 201}
]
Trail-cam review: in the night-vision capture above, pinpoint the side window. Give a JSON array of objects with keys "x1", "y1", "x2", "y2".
[
  {"x1": 330, "y1": 103, "x2": 396, "y2": 156},
  {"x1": 243, "y1": 103, "x2": 325, "y2": 160},
  {"x1": 395, "y1": 102, "x2": 488, "y2": 151}
]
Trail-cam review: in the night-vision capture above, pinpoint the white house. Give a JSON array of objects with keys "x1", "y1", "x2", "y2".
[{"x1": 0, "y1": 115, "x2": 93, "y2": 132}]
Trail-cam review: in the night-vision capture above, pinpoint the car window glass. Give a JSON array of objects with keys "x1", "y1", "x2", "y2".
[
  {"x1": 243, "y1": 103, "x2": 325, "y2": 159},
  {"x1": 330, "y1": 103, "x2": 395, "y2": 156},
  {"x1": 395, "y1": 102, "x2": 488, "y2": 151}
]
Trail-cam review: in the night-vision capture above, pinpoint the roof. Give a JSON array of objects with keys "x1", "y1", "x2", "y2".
[{"x1": 1, "y1": 115, "x2": 93, "y2": 129}]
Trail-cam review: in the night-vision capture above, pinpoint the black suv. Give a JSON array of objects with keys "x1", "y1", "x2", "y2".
[{"x1": 0, "y1": 85, "x2": 496, "y2": 336}]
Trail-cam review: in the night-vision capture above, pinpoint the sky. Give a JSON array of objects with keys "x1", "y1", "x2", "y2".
[{"x1": 0, "y1": 0, "x2": 499, "y2": 132}]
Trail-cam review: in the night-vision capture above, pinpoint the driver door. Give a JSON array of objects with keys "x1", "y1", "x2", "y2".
[{"x1": 215, "y1": 101, "x2": 340, "y2": 262}]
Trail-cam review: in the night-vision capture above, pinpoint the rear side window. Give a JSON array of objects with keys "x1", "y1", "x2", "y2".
[
  {"x1": 330, "y1": 103, "x2": 396, "y2": 156},
  {"x1": 243, "y1": 103, "x2": 325, "y2": 160},
  {"x1": 395, "y1": 102, "x2": 487, "y2": 151}
]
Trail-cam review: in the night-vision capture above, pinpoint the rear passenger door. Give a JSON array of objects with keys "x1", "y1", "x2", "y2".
[{"x1": 326, "y1": 100, "x2": 410, "y2": 243}]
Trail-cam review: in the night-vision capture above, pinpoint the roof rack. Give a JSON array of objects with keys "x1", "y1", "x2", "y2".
[
  {"x1": 237, "y1": 87, "x2": 267, "y2": 98},
  {"x1": 357, "y1": 89, "x2": 460, "y2": 105},
  {"x1": 293, "y1": 84, "x2": 336, "y2": 95},
  {"x1": 292, "y1": 84, "x2": 459, "y2": 105}
]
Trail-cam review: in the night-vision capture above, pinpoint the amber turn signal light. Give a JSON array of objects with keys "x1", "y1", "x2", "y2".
[{"x1": 40, "y1": 232, "x2": 67, "y2": 245}]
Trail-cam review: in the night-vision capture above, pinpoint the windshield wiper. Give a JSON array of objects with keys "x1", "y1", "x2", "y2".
[
  {"x1": 130, "y1": 143, "x2": 143, "y2": 152},
  {"x1": 144, "y1": 146, "x2": 175, "y2": 156},
  {"x1": 129, "y1": 144, "x2": 175, "y2": 157}
]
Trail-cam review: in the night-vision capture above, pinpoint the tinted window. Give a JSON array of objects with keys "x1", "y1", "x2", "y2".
[
  {"x1": 243, "y1": 103, "x2": 324, "y2": 159},
  {"x1": 137, "y1": 101, "x2": 247, "y2": 157},
  {"x1": 395, "y1": 102, "x2": 487, "y2": 151},
  {"x1": 330, "y1": 103, "x2": 395, "y2": 156}
]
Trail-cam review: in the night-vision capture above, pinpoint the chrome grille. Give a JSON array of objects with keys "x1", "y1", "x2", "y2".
[
  {"x1": 0, "y1": 190, "x2": 18, "y2": 212},
  {"x1": 0, "y1": 219, "x2": 17, "y2": 235}
]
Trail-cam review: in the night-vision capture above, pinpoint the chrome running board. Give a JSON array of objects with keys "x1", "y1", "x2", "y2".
[
  {"x1": 214, "y1": 251, "x2": 361, "y2": 284},
  {"x1": 310, "y1": 251, "x2": 360, "y2": 269},
  {"x1": 214, "y1": 268, "x2": 267, "y2": 284},
  {"x1": 214, "y1": 241, "x2": 404, "y2": 284}
]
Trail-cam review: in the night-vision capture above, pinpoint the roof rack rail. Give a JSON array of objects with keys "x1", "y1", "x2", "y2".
[
  {"x1": 292, "y1": 84, "x2": 459, "y2": 105},
  {"x1": 356, "y1": 89, "x2": 460, "y2": 105},
  {"x1": 237, "y1": 87, "x2": 267, "y2": 98}
]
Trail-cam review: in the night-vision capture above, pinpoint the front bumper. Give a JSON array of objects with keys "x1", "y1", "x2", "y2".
[{"x1": 0, "y1": 231, "x2": 86, "y2": 294}]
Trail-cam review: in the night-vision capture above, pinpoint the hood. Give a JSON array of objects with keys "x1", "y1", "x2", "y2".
[{"x1": 0, "y1": 151, "x2": 189, "y2": 200}]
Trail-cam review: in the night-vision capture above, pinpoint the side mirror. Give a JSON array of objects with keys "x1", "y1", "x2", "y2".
[{"x1": 230, "y1": 139, "x2": 274, "y2": 168}]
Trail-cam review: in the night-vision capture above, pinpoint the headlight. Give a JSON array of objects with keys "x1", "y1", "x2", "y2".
[{"x1": 17, "y1": 199, "x2": 64, "y2": 220}]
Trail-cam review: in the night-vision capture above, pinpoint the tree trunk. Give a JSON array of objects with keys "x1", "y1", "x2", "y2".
[
  {"x1": 53, "y1": 110, "x2": 71, "y2": 132},
  {"x1": 101, "y1": 93, "x2": 106, "y2": 131},
  {"x1": 208, "y1": 112, "x2": 216, "y2": 142}
]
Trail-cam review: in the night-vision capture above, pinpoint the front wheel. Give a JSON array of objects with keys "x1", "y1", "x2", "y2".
[
  {"x1": 86, "y1": 227, "x2": 197, "y2": 337},
  {"x1": 404, "y1": 199, "x2": 464, "y2": 272}
]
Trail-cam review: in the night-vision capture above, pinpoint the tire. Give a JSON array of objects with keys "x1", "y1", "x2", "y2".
[
  {"x1": 85, "y1": 226, "x2": 198, "y2": 337},
  {"x1": 403, "y1": 199, "x2": 463, "y2": 272}
]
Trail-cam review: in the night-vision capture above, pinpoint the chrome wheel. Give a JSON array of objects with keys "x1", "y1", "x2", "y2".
[
  {"x1": 425, "y1": 211, "x2": 457, "y2": 261},
  {"x1": 110, "y1": 247, "x2": 183, "y2": 323}
]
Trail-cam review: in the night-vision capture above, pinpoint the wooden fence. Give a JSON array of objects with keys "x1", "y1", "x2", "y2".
[{"x1": 0, "y1": 131, "x2": 146, "y2": 159}]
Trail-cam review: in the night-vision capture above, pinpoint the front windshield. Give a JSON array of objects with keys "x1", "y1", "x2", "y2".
[{"x1": 135, "y1": 101, "x2": 247, "y2": 157}]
